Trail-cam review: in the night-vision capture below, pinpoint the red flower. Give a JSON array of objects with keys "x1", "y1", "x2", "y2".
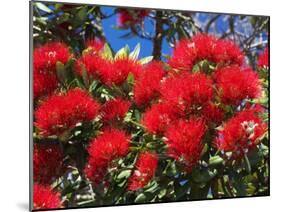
[
  {"x1": 101, "y1": 98, "x2": 131, "y2": 122},
  {"x1": 165, "y1": 118, "x2": 206, "y2": 171},
  {"x1": 160, "y1": 72, "x2": 213, "y2": 112},
  {"x1": 212, "y1": 39, "x2": 245, "y2": 66},
  {"x1": 214, "y1": 66, "x2": 261, "y2": 105},
  {"x1": 75, "y1": 54, "x2": 109, "y2": 80},
  {"x1": 85, "y1": 38, "x2": 105, "y2": 53},
  {"x1": 202, "y1": 102, "x2": 225, "y2": 124},
  {"x1": 33, "y1": 71, "x2": 58, "y2": 99},
  {"x1": 142, "y1": 103, "x2": 181, "y2": 134},
  {"x1": 215, "y1": 107, "x2": 267, "y2": 158},
  {"x1": 33, "y1": 184, "x2": 62, "y2": 209},
  {"x1": 34, "y1": 42, "x2": 71, "y2": 73},
  {"x1": 85, "y1": 129, "x2": 130, "y2": 184},
  {"x1": 258, "y1": 47, "x2": 269, "y2": 68},
  {"x1": 34, "y1": 143, "x2": 65, "y2": 184},
  {"x1": 168, "y1": 34, "x2": 244, "y2": 72},
  {"x1": 101, "y1": 58, "x2": 142, "y2": 86},
  {"x1": 134, "y1": 62, "x2": 166, "y2": 106},
  {"x1": 117, "y1": 9, "x2": 149, "y2": 27},
  {"x1": 128, "y1": 152, "x2": 158, "y2": 191},
  {"x1": 33, "y1": 42, "x2": 71, "y2": 99},
  {"x1": 35, "y1": 88, "x2": 100, "y2": 136}
]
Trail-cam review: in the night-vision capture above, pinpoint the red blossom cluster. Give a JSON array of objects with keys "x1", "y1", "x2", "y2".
[
  {"x1": 117, "y1": 9, "x2": 149, "y2": 27},
  {"x1": 140, "y1": 34, "x2": 264, "y2": 170},
  {"x1": 100, "y1": 98, "x2": 131, "y2": 123},
  {"x1": 33, "y1": 184, "x2": 62, "y2": 209},
  {"x1": 128, "y1": 152, "x2": 158, "y2": 191},
  {"x1": 214, "y1": 66, "x2": 261, "y2": 105},
  {"x1": 215, "y1": 106, "x2": 267, "y2": 158},
  {"x1": 168, "y1": 34, "x2": 244, "y2": 72},
  {"x1": 76, "y1": 55, "x2": 142, "y2": 86},
  {"x1": 33, "y1": 143, "x2": 65, "y2": 184},
  {"x1": 134, "y1": 61, "x2": 166, "y2": 106},
  {"x1": 33, "y1": 42, "x2": 71, "y2": 99},
  {"x1": 35, "y1": 88, "x2": 100, "y2": 136},
  {"x1": 165, "y1": 118, "x2": 207, "y2": 171},
  {"x1": 32, "y1": 32, "x2": 267, "y2": 203},
  {"x1": 84, "y1": 129, "x2": 130, "y2": 184},
  {"x1": 258, "y1": 47, "x2": 269, "y2": 68}
]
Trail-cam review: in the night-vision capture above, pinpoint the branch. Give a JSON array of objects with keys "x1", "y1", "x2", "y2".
[{"x1": 152, "y1": 11, "x2": 164, "y2": 60}]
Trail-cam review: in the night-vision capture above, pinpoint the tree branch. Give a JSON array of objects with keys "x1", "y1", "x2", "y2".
[{"x1": 152, "y1": 11, "x2": 164, "y2": 60}]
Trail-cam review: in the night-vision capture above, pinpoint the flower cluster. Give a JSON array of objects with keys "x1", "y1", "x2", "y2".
[
  {"x1": 76, "y1": 56, "x2": 141, "y2": 86},
  {"x1": 33, "y1": 143, "x2": 65, "y2": 184},
  {"x1": 100, "y1": 98, "x2": 131, "y2": 123},
  {"x1": 117, "y1": 9, "x2": 149, "y2": 27},
  {"x1": 165, "y1": 118, "x2": 207, "y2": 171},
  {"x1": 32, "y1": 31, "x2": 268, "y2": 207},
  {"x1": 215, "y1": 106, "x2": 267, "y2": 158},
  {"x1": 35, "y1": 88, "x2": 100, "y2": 136},
  {"x1": 214, "y1": 66, "x2": 261, "y2": 105},
  {"x1": 169, "y1": 34, "x2": 244, "y2": 72},
  {"x1": 134, "y1": 61, "x2": 166, "y2": 106},
  {"x1": 128, "y1": 152, "x2": 158, "y2": 191},
  {"x1": 33, "y1": 184, "x2": 62, "y2": 210},
  {"x1": 33, "y1": 42, "x2": 71, "y2": 99},
  {"x1": 84, "y1": 129, "x2": 130, "y2": 184}
]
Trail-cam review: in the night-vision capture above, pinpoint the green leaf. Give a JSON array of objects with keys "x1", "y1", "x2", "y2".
[
  {"x1": 56, "y1": 61, "x2": 65, "y2": 84},
  {"x1": 77, "y1": 6, "x2": 88, "y2": 22},
  {"x1": 143, "y1": 181, "x2": 159, "y2": 193},
  {"x1": 135, "y1": 193, "x2": 146, "y2": 203},
  {"x1": 209, "y1": 155, "x2": 224, "y2": 166},
  {"x1": 101, "y1": 43, "x2": 113, "y2": 60},
  {"x1": 243, "y1": 153, "x2": 252, "y2": 174},
  {"x1": 129, "y1": 43, "x2": 140, "y2": 60},
  {"x1": 115, "y1": 45, "x2": 130, "y2": 59},
  {"x1": 35, "y1": 2, "x2": 52, "y2": 13},
  {"x1": 116, "y1": 170, "x2": 131, "y2": 180},
  {"x1": 158, "y1": 188, "x2": 167, "y2": 199},
  {"x1": 192, "y1": 168, "x2": 218, "y2": 184},
  {"x1": 139, "y1": 56, "x2": 153, "y2": 64}
]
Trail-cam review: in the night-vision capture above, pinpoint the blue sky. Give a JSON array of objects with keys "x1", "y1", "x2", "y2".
[{"x1": 101, "y1": 6, "x2": 172, "y2": 59}]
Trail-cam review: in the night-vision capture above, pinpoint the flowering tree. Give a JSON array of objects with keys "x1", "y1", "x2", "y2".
[{"x1": 32, "y1": 2, "x2": 269, "y2": 210}]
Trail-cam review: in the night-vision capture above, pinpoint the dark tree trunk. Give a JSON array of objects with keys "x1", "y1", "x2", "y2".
[{"x1": 152, "y1": 11, "x2": 164, "y2": 60}]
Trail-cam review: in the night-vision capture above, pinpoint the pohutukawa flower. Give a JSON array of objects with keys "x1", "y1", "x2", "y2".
[
  {"x1": 142, "y1": 103, "x2": 181, "y2": 134},
  {"x1": 160, "y1": 72, "x2": 213, "y2": 112},
  {"x1": 128, "y1": 152, "x2": 158, "y2": 191},
  {"x1": 258, "y1": 47, "x2": 269, "y2": 68},
  {"x1": 134, "y1": 61, "x2": 166, "y2": 106},
  {"x1": 75, "y1": 54, "x2": 109, "y2": 80},
  {"x1": 214, "y1": 66, "x2": 261, "y2": 105},
  {"x1": 165, "y1": 118, "x2": 207, "y2": 171},
  {"x1": 33, "y1": 184, "x2": 62, "y2": 209},
  {"x1": 202, "y1": 102, "x2": 225, "y2": 124},
  {"x1": 101, "y1": 98, "x2": 131, "y2": 122},
  {"x1": 35, "y1": 88, "x2": 100, "y2": 136},
  {"x1": 101, "y1": 58, "x2": 142, "y2": 86},
  {"x1": 168, "y1": 34, "x2": 244, "y2": 72},
  {"x1": 215, "y1": 106, "x2": 267, "y2": 158},
  {"x1": 85, "y1": 129, "x2": 130, "y2": 184},
  {"x1": 212, "y1": 39, "x2": 245, "y2": 66},
  {"x1": 33, "y1": 42, "x2": 71, "y2": 73},
  {"x1": 117, "y1": 9, "x2": 149, "y2": 27},
  {"x1": 33, "y1": 71, "x2": 58, "y2": 99},
  {"x1": 33, "y1": 143, "x2": 65, "y2": 184},
  {"x1": 85, "y1": 38, "x2": 105, "y2": 53}
]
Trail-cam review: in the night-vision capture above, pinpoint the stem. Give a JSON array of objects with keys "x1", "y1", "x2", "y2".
[
  {"x1": 126, "y1": 119, "x2": 144, "y2": 128},
  {"x1": 152, "y1": 11, "x2": 164, "y2": 60}
]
